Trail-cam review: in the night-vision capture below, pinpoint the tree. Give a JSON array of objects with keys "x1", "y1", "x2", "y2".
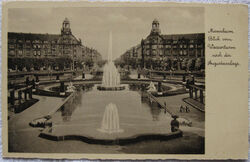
[
  {"x1": 85, "y1": 59, "x2": 94, "y2": 69},
  {"x1": 17, "y1": 58, "x2": 26, "y2": 71},
  {"x1": 8, "y1": 58, "x2": 16, "y2": 70},
  {"x1": 97, "y1": 60, "x2": 106, "y2": 68},
  {"x1": 172, "y1": 59, "x2": 178, "y2": 70},
  {"x1": 195, "y1": 58, "x2": 202, "y2": 70},
  {"x1": 187, "y1": 58, "x2": 195, "y2": 71},
  {"x1": 181, "y1": 58, "x2": 188, "y2": 70}
]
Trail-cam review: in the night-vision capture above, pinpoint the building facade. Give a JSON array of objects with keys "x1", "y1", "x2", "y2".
[
  {"x1": 8, "y1": 18, "x2": 101, "y2": 71},
  {"x1": 120, "y1": 19, "x2": 205, "y2": 71},
  {"x1": 82, "y1": 46, "x2": 102, "y2": 63}
]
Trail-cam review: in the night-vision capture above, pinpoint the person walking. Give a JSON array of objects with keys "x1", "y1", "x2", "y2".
[
  {"x1": 171, "y1": 115, "x2": 180, "y2": 132},
  {"x1": 164, "y1": 102, "x2": 167, "y2": 114},
  {"x1": 186, "y1": 105, "x2": 190, "y2": 113},
  {"x1": 179, "y1": 105, "x2": 184, "y2": 112}
]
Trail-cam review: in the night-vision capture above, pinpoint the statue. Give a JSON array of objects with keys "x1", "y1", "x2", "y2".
[
  {"x1": 66, "y1": 82, "x2": 76, "y2": 93},
  {"x1": 147, "y1": 81, "x2": 157, "y2": 92}
]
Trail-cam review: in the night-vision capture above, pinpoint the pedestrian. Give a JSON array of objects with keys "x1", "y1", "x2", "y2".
[
  {"x1": 186, "y1": 79, "x2": 190, "y2": 89},
  {"x1": 164, "y1": 102, "x2": 167, "y2": 114},
  {"x1": 171, "y1": 115, "x2": 179, "y2": 132},
  {"x1": 179, "y1": 105, "x2": 184, "y2": 112},
  {"x1": 26, "y1": 77, "x2": 30, "y2": 86},
  {"x1": 186, "y1": 105, "x2": 190, "y2": 113},
  {"x1": 31, "y1": 79, "x2": 35, "y2": 89}
]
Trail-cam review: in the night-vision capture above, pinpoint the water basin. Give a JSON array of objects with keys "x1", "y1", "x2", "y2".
[{"x1": 40, "y1": 84, "x2": 182, "y2": 144}]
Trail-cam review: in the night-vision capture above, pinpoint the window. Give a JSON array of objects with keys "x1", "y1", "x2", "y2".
[
  {"x1": 198, "y1": 44, "x2": 203, "y2": 48},
  {"x1": 26, "y1": 44, "x2": 31, "y2": 48},
  {"x1": 17, "y1": 44, "x2": 23, "y2": 49},
  {"x1": 159, "y1": 50, "x2": 163, "y2": 56},
  {"x1": 44, "y1": 49, "x2": 48, "y2": 55},
  {"x1": 18, "y1": 40, "x2": 23, "y2": 43},
  {"x1": 153, "y1": 45, "x2": 158, "y2": 49},
  {"x1": 189, "y1": 51, "x2": 194, "y2": 56},
  {"x1": 165, "y1": 45, "x2": 171, "y2": 49},
  {"x1": 26, "y1": 50, "x2": 30, "y2": 56},
  {"x1": 190, "y1": 44, "x2": 194, "y2": 48},
  {"x1": 152, "y1": 50, "x2": 156, "y2": 56},
  {"x1": 18, "y1": 50, "x2": 22, "y2": 55},
  {"x1": 44, "y1": 44, "x2": 49, "y2": 49},
  {"x1": 52, "y1": 45, "x2": 56, "y2": 49},
  {"x1": 9, "y1": 50, "x2": 15, "y2": 56},
  {"x1": 34, "y1": 51, "x2": 37, "y2": 56},
  {"x1": 63, "y1": 40, "x2": 69, "y2": 44},
  {"x1": 9, "y1": 39, "x2": 16, "y2": 43},
  {"x1": 64, "y1": 50, "x2": 68, "y2": 54},
  {"x1": 8, "y1": 44, "x2": 15, "y2": 49}
]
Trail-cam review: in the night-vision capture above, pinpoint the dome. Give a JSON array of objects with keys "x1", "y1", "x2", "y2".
[
  {"x1": 63, "y1": 17, "x2": 70, "y2": 23},
  {"x1": 153, "y1": 18, "x2": 159, "y2": 24}
]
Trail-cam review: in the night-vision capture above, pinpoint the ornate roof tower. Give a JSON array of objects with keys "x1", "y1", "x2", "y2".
[
  {"x1": 151, "y1": 18, "x2": 161, "y2": 35},
  {"x1": 61, "y1": 17, "x2": 72, "y2": 35}
]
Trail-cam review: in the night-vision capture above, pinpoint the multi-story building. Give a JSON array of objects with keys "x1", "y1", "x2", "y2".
[
  {"x1": 8, "y1": 18, "x2": 101, "y2": 71},
  {"x1": 120, "y1": 44, "x2": 142, "y2": 69},
  {"x1": 120, "y1": 19, "x2": 205, "y2": 71},
  {"x1": 81, "y1": 46, "x2": 102, "y2": 63}
]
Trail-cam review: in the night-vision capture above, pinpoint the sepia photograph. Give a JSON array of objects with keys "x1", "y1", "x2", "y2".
[{"x1": 6, "y1": 6, "x2": 205, "y2": 155}]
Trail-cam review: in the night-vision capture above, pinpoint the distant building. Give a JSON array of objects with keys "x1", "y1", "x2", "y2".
[
  {"x1": 8, "y1": 18, "x2": 101, "y2": 71},
  {"x1": 82, "y1": 46, "x2": 102, "y2": 63},
  {"x1": 120, "y1": 19, "x2": 205, "y2": 71}
]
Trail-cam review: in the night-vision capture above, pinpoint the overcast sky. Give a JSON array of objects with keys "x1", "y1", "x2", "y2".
[{"x1": 8, "y1": 7, "x2": 204, "y2": 60}]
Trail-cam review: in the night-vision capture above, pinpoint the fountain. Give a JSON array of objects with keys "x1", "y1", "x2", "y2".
[
  {"x1": 97, "y1": 31, "x2": 125, "y2": 91},
  {"x1": 37, "y1": 32, "x2": 181, "y2": 145},
  {"x1": 97, "y1": 103, "x2": 123, "y2": 134}
]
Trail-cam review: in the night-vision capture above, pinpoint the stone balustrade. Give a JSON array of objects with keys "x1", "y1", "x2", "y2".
[
  {"x1": 188, "y1": 84, "x2": 205, "y2": 104},
  {"x1": 8, "y1": 85, "x2": 33, "y2": 106}
]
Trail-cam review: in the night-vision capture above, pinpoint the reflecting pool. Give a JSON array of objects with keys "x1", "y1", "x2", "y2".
[{"x1": 45, "y1": 84, "x2": 173, "y2": 140}]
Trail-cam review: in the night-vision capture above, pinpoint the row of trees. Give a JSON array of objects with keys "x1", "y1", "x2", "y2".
[
  {"x1": 8, "y1": 57, "x2": 106, "y2": 72},
  {"x1": 116, "y1": 57, "x2": 205, "y2": 71},
  {"x1": 8, "y1": 57, "x2": 73, "y2": 71}
]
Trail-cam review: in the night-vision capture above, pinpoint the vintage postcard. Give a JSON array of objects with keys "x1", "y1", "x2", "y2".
[{"x1": 1, "y1": 1, "x2": 248, "y2": 160}]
